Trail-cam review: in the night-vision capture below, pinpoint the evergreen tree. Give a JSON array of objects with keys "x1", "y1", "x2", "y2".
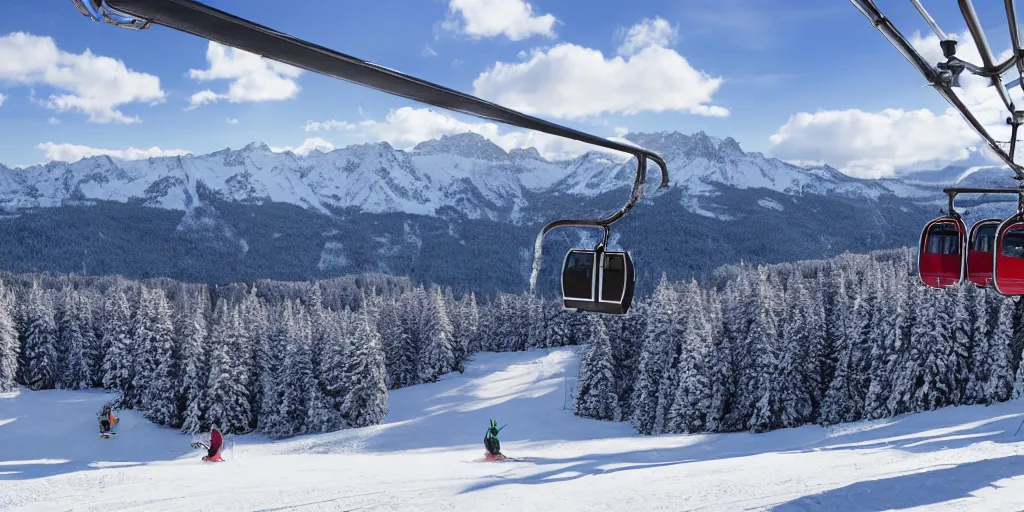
[
  {"x1": 988, "y1": 297, "x2": 1014, "y2": 402},
  {"x1": 100, "y1": 288, "x2": 133, "y2": 394},
  {"x1": 279, "y1": 303, "x2": 314, "y2": 436},
  {"x1": 574, "y1": 315, "x2": 619, "y2": 421},
  {"x1": 22, "y1": 284, "x2": 58, "y2": 390},
  {"x1": 341, "y1": 311, "x2": 389, "y2": 428},
  {"x1": 630, "y1": 274, "x2": 678, "y2": 435},
  {"x1": 418, "y1": 287, "x2": 454, "y2": 383},
  {"x1": 666, "y1": 281, "x2": 713, "y2": 433},
  {"x1": 179, "y1": 293, "x2": 208, "y2": 434},
  {"x1": 0, "y1": 280, "x2": 19, "y2": 392},
  {"x1": 205, "y1": 304, "x2": 252, "y2": 434}
]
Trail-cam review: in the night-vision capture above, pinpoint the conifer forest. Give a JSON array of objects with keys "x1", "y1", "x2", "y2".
[{"x1": 2, "y1": 247, "x2": 1024, "y2": 439}]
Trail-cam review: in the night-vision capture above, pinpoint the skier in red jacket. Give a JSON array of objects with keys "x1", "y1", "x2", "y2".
[{"x1": 192, "y1": 428, "x2": 224, "y2": 461}]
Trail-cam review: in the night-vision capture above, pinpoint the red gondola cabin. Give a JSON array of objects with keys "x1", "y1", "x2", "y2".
[
  {"x1": 994, "y1": 217, "x2": 1024, "y2": 295},
  {"x1": 918, "y1": 217, "x2": 966, "y2": 288},
  {"x1": 967, "y1": 219, "x2": 1001, "y2": 287}
]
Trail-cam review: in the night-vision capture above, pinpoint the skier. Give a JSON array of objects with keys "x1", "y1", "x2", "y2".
[
  {"x1": 98, "y1": 406, "x2": 118, "y2": 437},
  {"x1": 483, "y1": 419, "x2": 505, "y2": 460},
  {"x1": 191, "y1": 428, "x2": 224, "y2": 462}
]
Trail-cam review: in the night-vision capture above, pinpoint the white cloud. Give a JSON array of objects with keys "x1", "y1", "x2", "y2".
[
  {"x1": 471, "y1": 20, "x2": 727, "y2": 120},
  {"x1": 616, "y1": 17, "x2": 678, "y2": 57},
  {"x1": 0, "y1": 93, "x2": 6, "y2": 108},
  {"x1": 37, "y1": 142, "x2": 191, "y2": 163},
  {"x1": 423, "y1": 45, "x2": 438, "y2": 57},
  {"x1": 442, "y1": 0, "x2": 557, "y2": 41},
  {"x1": 187, "y1": 42, "x2": 302, "y2": 109},
  {"x1": 768, "y1": 109, "x2": 979, "y2": 178},
  {"x1": 270, "y1": 137, "x2": 335, "y2": 156},
  {"x1": 226, "y1": 118, "x2": 239, "y2": 125},
  {"x1": 304, "y1": 119, "x2": 356, "y2": 132},
  {"x1": 47, "y1": 117, "x2": 60, "y2": 125},
  {"x1": 353, "y1": 106, "x2": 621, "y2": 160},
  {"x1": 0, "y1": 32, "x2": 165, "y2": 123},
  {"x1": 767, "y1": 30, "x2": 1020, "y2": 178}
]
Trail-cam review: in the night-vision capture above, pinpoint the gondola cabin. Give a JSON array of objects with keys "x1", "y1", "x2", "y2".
[
  {"x1": 994, "y1": 217, "x2": 1024, "y2": 295},
  {"x1": 967, "y1": 219, "x2": 1001, "y2": 287},
  {"x1": 918, "y1": 217, "x2": 965, "y2": 288},
  {"x1": 561, "y1": 249, "x2": 635, "y2": 314}
]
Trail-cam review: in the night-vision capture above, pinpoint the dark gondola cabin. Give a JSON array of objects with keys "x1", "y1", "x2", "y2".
[
  {"x1": 967, "y1": 219, "x2": 1001, "y2": 287},
  {"x1": 995, "y1": 218, "x2": 1024, "y2": 295},
  {"x1": 918, "y1": 217, "x2": 965, "y2": 288},
  {"x1": 561, "y1": 249, "x2": 635, "y2": 314}
]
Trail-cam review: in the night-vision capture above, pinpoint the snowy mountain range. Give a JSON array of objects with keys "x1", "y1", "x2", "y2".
[
  {"x1": 0, "y1": 131, "x2": 1011, "y2": 294},
  {"x1": 0, "y1": 131, "x2": 969, "y2": 220}
]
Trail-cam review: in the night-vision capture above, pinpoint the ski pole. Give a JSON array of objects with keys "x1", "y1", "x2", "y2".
[{"x1": 1014, "y1": 418, "x2": 1024, "y2": 437}]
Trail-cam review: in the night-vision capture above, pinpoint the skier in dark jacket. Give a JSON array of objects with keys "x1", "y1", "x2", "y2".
[
  {"x1": 484, "y1": 419, "x2": 505, "y2": 456},
  {"x1": 98, "y1": 406, "x2": 117, "y2": 436}
]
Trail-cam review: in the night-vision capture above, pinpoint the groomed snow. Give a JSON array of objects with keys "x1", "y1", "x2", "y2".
[{"x1": 4, "y1": 347, "x2": 1024, "y2": 511}]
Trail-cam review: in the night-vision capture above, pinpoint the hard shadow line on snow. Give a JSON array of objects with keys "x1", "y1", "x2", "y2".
[
  {"x1": 457, "y1": 446, "x2": 700, "y2": 494},
  {"x1": 776, "y1": 407, "x2": 1024, "y2": 458},
  {"x1": 768, "y1": 455, "x2": 1024, "y2": 511}
]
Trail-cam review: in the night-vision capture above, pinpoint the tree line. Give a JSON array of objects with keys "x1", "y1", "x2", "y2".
[
  {"x1": 575, "y1": 248, "x2": 1024, "y2": 435},
  {"x1": 4, "y1": 246, "x2": 1019, "y2": 440},
  {"x1": 0, "y1": 271, "x2": 587, "y2": 438}
]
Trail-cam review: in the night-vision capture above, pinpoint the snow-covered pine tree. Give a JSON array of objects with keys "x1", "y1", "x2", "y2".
[
  {"x1": 125, "y1": 287, "x2": 157, "y2": 409},
  {"x1": 630, "y1": 273, "x2": 679, "y2": 435},
  {"x1": 449, "y1": 291, "x2": 478, "y2": 373},
  {"x1": 376, "y1": 298, "x2": 406, "y2": 389},
  {"x1": 278, "y1": 302, "x2": 314, "y2": 436},
  {"x1": 773, "y1": 278, "x2": 813, "y2": 429},
  {"x1": 704, "y1": 289, "x2": 734, "y2": 432},
  {"x1": 54, "y1": 289, "x2": 91, "y2": 390},
  {"x1": 0, "y1": 280, "x2": 19, "y2": 392},
  {"x1": 949, "y1": 284, "x2": 975, "y2": 404},
  {"x1": 574, "y1": 314, "x2": 619, "y2": 421},
  {"x1": 915, "y1": 287, "x2": 957, "y2": 411},
  {"x1": 418, "y1": 287, "x2": 455, "y2": 383},
  {"x1": 341, "y1": 310, "x2": 389, "y2": 428},
  {"x1": 178, "y1": 292, "x2": 208, "y2": 434},
  {"x1": 100, "y1": 287, "x2": 133, "y2": 393},
  {"x1": 205, "y1": 302, "x2": 252, "y2": 434},
  {"x1": 22, "y1": 284, "x2": 58, "y2": 390},
  {"x1": 399, "y1": 287, "x2": 426, "y2": 386},
  {"x1": 988, "y1": 296, "x2": 1014, "y2": 402},
  {"x1": 240, "y1": 285, "x2": 269, "y2": 429},
  {"x1": 257, "y1": 303, "x2": 291, "y2": 438},
  {"x1": 965, "y1": 288, "x2": 993, "y2": 404},
  {"x1": 78, "y1": 292, "x2": 102, "y2": 388},
  {"x1": 141, "y1": 288, "x2": 178, "y2": 425},
  {"x1": 610, "y1": 298, "x2": 646, "y2": 420},
  {"x1": 665, "y1": 280, "x2": 713, "y2": 433}
]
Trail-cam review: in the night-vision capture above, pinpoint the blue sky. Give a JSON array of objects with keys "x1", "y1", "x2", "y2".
[{"x1": 0, "y1": 0, "x2": 1017, "y2": 177}]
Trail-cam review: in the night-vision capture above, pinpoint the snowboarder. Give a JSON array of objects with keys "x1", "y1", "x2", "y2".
[
  {"x1": 483, "y1": 419, "x2": 505, "y2": 460},
  {"x1": 98, "y1": 406, "x2": 118, "y2": 438},
  {"x1": 191, "y1": 428, "x2": 224, "y2": 462}
]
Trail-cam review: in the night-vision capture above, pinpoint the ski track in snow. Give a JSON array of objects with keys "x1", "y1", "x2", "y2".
[{"x1": 4, "y1": 348, "x2": 1024, "y2": 511}]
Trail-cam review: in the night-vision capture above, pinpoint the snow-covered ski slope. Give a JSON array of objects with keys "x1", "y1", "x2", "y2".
[{"x1": 4, "y1": 347, "x2": 1024, "y2": 511}]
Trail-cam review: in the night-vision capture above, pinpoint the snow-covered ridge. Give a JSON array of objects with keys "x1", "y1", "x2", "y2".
[{"x1": 0, "y1": 131, "x2": 951, "y2": 220}]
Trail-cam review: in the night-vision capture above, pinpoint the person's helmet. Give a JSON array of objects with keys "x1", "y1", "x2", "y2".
[{"x1": 489, "y1": 419, "x2": 497, "y2": 428}]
